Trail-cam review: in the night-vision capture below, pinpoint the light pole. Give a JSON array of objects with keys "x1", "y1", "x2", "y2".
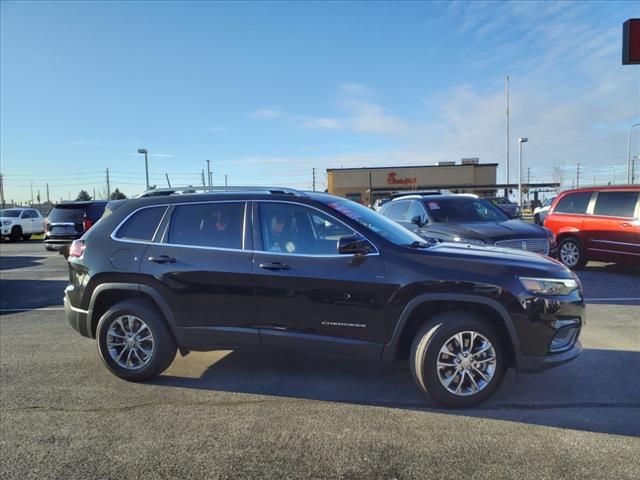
[
  {"x1": 138, "y1": 148, "x2": 149, "y2": 191},
  {"x1": 628, "y1": 123, "x2": 640, "y2": 184},
  {"x1": 518, "y1": 137, "x2": 528, "y2": 209}
]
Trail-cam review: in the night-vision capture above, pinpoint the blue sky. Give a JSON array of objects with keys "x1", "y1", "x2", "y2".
[{"x1": 1, "y1": 1, "x2": 638, "y2": 202}]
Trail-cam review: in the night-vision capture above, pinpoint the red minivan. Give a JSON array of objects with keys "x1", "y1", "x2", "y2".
[{"x1": 544, "y1": 186, "x2": 640, "y2": 268}]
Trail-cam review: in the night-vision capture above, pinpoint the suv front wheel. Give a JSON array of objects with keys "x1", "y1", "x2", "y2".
[
  {"x1": 410, "y1": 311, "x2": 507, "y2": 408},
  {"x1": 96, "y1": 299, "x2": 177, "y2": 381}
]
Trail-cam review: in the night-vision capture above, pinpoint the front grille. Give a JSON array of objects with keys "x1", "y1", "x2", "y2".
[{"x1": 494, "y1": 238, "x2": 549, "y2": 255}]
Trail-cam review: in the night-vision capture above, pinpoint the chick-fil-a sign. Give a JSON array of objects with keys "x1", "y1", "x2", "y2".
[{"x1": 387, "y1": 172, "x2": 417, "y2": 185}]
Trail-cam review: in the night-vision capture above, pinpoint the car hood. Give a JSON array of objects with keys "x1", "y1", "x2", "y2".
[
  {"x1": 424, "y1": 219, "x2": 546, "y2": 242},
  {"x1": 419, "y1": 241, "x2": 568, "y2": 274},
  {"x1": 0, "y1": 216, "x2": 17, "y2": 222}
]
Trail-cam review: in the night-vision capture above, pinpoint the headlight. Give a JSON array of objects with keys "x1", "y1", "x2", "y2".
[
  {"x1": 2, "y1": 220, "x2": 11, "y2": 226},
  {"x1": 452, "y1": 236, "x2": 485, "y2": 245},
  {"x1": 519, "y1": 277, "x2": 579, "y2": 295}
]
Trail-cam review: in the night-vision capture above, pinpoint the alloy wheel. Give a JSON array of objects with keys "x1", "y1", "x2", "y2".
[
  {"x1": 106, "y1": 315, "x2": 154, "y2": 370},
  {"x1": 560, "y1": 241, "x2": 579, "y2": 267},
  {"x1": 436, "y1": 331, "x2": 497, "y2": 396}
]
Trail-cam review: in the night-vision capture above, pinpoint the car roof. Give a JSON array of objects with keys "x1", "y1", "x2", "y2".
[
  {"x1": 390, "y1": 194, "x2": 481, "y2": 202},
  {"x1": 52, "y1": 200, "x2": 110, "y2": 207},
  {"x1": 558, "y1": 185, "x2": 640, "y2": 195}
]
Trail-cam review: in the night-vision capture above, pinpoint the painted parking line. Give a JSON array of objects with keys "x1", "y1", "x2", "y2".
[
  {"x1": 585, "y1": 298, "x2": 640, "y2": 302},
  {"x1": 0, "y1": 307, "x2": 64, "y2": 312}
]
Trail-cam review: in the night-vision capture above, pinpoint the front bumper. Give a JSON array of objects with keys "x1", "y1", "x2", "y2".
[{"x1": 516, "y1": 339, "x2": 582, "y2": 373}]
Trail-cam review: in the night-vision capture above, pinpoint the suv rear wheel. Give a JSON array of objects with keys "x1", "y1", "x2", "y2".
[
  {"x1": 410, "y1": 311, "x2": 507, "y2": 408},
  {"x1": 96, "y1": 299, "x2": 177, "y2": 381},
  {"x1": 558, "y1": 237, "x2": 587, "y2": 269}
]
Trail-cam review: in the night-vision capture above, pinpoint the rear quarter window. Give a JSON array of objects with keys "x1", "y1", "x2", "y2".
[
  {"x1": 85, "y1": 203, "x2": 107, "y2": 221},
  {"x1": 116, "y1": 206, "x2": 167, "y2": 241},
  {"x1": 553, "y1": 192, "x2": 593, "y2": 214}
]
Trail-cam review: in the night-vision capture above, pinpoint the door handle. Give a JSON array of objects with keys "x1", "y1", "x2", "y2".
[
  {"x1": 148, "y1": 255, "x2": 176, "y2": 264},
  {"x1": 259, "y1": 262, "x2": 290, "y2": 271},
  {"x1": 620, "y1": 222, "x2": 632, "y2": 228}
]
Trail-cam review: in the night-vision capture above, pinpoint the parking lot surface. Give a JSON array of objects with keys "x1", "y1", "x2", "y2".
[{"x1": 1, "y1": 241, "x2": 639, "y2": 479}]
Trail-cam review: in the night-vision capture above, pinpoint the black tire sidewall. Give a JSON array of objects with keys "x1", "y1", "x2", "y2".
[
  {"x1": 9, "y1": 226, "x2": 21, "y2": 242},
  {"x1": 96, "y1": 300, "x2": 176, "y2": 381},
  {"x1": 411, "y1": 313, "x2": 507, "y2": 408},
  {"x1": 558, "y1": 237, "x2": 587, "y2": 269}
]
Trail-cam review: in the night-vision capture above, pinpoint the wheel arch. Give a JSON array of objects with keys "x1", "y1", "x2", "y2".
[
  {"x1": 382, "y1": 294, "x2": 521, "y2": 368},
  {"x1": 87, "y1": 283, "x2": 180, "y2": 343}
]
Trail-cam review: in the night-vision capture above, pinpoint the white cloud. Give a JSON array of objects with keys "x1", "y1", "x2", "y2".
[
  {"x1": 207, "y1": 126, "x2": 228, "y2": 133},
  {"x1": 339, "y1": 83, "x2": 375, "y2": 96},
  {"x1": 247, "y1": 107, "x2": 284, "y2": 119},
  {"x1": 301, "y1": 117, "x2": 344, "y2": 129}
]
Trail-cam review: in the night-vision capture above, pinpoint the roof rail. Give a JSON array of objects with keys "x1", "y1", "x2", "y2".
[
  {"x1": 137, "y1": 186, "x2": 307, "y2": 198},
  {"x1": 390, "y1": 189, "x2": 450, "y2": 199}
]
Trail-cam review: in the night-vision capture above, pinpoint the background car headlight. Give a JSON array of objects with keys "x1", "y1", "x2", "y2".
[
  {"x1": 519, "y1": 277, "x2": 579, "y2": 295},
  {"x1": 452, "y1": 237, "x2": 485, "y2": 245},
  {"x1": 2, "y1": 220, "x2": 12, "y2": 226}
]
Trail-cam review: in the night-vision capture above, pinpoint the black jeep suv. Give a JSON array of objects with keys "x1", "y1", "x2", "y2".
[{"x1": 65, "y1": 188, "x2": 584, "y2": 407}]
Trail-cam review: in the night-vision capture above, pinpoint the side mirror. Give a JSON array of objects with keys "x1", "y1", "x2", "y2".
[
  {"x1": 410, "y1": 215, "x2": 425, "y2": 227},
  {"x1": 337, "y1": 234, "x2": 374, "y2": 255}
]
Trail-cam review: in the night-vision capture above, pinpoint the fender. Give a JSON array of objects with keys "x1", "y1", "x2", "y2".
[
  {"x1": 381, "y1": 293, "x2": 523, "y2": 364},
  {"x1": 87, "y1": 282, "x2": 181, "y2": 342},
  {"x1": 555, "y1": 225, "x2": 581, "y2": 236}
]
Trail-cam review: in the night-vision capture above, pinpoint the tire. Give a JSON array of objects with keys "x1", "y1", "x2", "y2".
[
  {"x1": 558, "y1": 237, "x2": 587, "y2": 269},
  {"x1": 22, "y1": 234, "x2": 32, "y2": 241},
  {"x1": 9, "y1": 226, "x2": 22, "y2": 242},
  {"x1": 410, "y1": 311, "x2": 507, "y2": 408},
  {"x1": 96, "y1": 299, "x2": 177, "y2": 381},
  {"x1": 533, "y1": 214, "x2": 541, "y2": 225},
  {"x1": 45, "y1": 245, "x2": 55, "y2": 252}
]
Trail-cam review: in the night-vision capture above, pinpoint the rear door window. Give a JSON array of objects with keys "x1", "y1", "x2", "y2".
[
  {"x1": 116, "y1": 206, "x2": 167, "y2": 241},
  {"x1": 167, "y1": 202, "x2": 245, "y2": 249},
  {"x1": 593, "y1": 191, "x2": 639, "y2": 218},
  {"x1": 553, "y1": 192, "x2": 593, "y2": 214}
]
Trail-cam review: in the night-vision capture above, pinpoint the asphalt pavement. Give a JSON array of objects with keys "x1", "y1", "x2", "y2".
[{"x1": 1, "y1": 240, "x2": 639, "y2": 480}]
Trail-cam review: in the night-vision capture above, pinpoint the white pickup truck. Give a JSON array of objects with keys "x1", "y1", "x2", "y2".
[{"x1": 0, "y1": 208, "x2": 46, "y2": 241}]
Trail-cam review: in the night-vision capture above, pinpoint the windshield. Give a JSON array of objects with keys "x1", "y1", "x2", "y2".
[
  {"x1": 0, "y1": 209, "x2": 21, "y2": 218},
  {"x1": 543, "y1": 196, "x2": 556, "y2": 207},
  {"x1": 321, "y1": 196, "x2": 425, "y2": 246},
  {"x1": 424, "y1": 197, "x2": 509, "y2": 223}
]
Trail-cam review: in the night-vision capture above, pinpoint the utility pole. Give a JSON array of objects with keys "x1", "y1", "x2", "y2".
[
  {"x1": 369, "y1": 172, "x2": 373, "y2": 207},
  {"x1": 93, "y1": 187, "x2": 96, "y2": 200},
  {"x1": 527, "y1": 167, "x2": 531, "y2": 203},
  {"x1": 138, "y1": 149, "x2": 149, "y2": 191},
  {"x1": 46, "y1": 183, "x2": 50, "y2": 204},
  {"x1": 576, "y1": 163, "x2": 581, "y2": 188},
  {"x1": 206, "y1": 160, "x2": 212, "y2": 189},
  {"x1": 0, "y1": 173, "x2": 5, "y2": 208},
  {"x1": 165, "y1": 173, "x2": 171, "y2": 188},
  {"x1": 224, "y1": 174, "x2": 228, "y2": 190},
  {"x1": 627, "y1": 123, "x2": 640, "y2": 184},
  {"x1": 312, "y1": 168, "x2": 316, "y2": 192},
  {"x1": 505, "y1": 75, "x2": 510, "y2": 195},
  {"x1": 30, "y1": 182, "x2": 34, "y2": 205},
  {"x1": 106, "y1": 168, "x2": 111, "y2": 199},
  {"x1": 201, "y1": 169, "x2": 206, "y2": 187}
]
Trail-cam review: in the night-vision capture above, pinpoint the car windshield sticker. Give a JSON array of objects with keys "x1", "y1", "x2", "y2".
[{"x1": 427, "y1": 202, "x2": 440, "y2": 210}]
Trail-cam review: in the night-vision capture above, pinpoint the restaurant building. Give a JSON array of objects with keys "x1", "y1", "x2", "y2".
[{"x1": 326, "y1": 161, "x2": 499, "y2": 205}]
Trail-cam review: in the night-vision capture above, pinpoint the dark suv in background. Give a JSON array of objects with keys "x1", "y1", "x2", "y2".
[
  {"x1": 380, "y1": 194, "x2": 557, "y2": 257},
  {"x1": 45, "y1": 201, "x2": 108, "y2": 256},
  {"x1": 64, "y1": 189, "x2": 583, "y2": 407}
]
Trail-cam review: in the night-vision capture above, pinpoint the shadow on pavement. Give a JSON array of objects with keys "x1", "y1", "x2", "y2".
[
  {"x1": 0, "y1": 279, "x2": 67, "y2": 313},
  {"x1": 153, "y1": 347, "x2": 640, "y2": 437},
  {"x1": 0, "y1": 255, "x2": 47, "y2": 271}
]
